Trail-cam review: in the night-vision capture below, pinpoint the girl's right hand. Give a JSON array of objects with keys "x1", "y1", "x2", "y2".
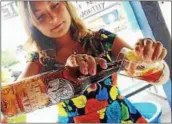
[{"x1": 65, "y1": 54, "x2": 108, "y2": 76}]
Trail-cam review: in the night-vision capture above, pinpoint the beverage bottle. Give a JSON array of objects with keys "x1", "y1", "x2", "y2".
[
  {"x1": 1, "y1": 61, "x2": 122, "y2": 119},
  {"x1": 116, "y1": 47, "x2": 170, "y2": 85}
]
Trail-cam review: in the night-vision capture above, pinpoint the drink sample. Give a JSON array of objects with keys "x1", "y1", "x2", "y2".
[
  {"x1": 1, "y1": 61, "x2": 121, "y2": 118},
  {"x1": 117, "y1": 47, "x2": 170, "y2": 85}
]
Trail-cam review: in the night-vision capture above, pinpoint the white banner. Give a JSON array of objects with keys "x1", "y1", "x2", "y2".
[
  {"x1": 1, "y1": 1, "x2": 18, "y2": 20},
  {"x1": 72, "y1": 1, "x2": 121, "y2": 19}
]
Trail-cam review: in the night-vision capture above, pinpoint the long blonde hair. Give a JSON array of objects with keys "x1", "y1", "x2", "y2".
[{"x1": 18, "y1": 1, "x2": 90, "y2": 54}]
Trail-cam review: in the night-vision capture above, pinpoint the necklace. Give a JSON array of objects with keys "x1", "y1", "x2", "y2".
[
  {"x1": 72, "y1": 41, "x2": 84, "y2": 54},
  {"x1": 72, "y1": 41, "x2": 79, "y2": 54}
]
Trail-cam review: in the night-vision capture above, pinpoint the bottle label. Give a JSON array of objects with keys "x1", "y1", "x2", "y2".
[
  {"x1": 1, "y1": 85, "x2": 20, "y2": 117},
  {"x1": 14, "y1": 78, "x2": 49, "y2": 113},
  {"x1": 47, "y1": 78, "x2": 74, "y2": 104}
]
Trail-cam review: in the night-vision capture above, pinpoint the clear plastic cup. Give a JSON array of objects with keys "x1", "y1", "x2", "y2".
[{"x1": 116, "y1": 47, "x2": 170, "y2": 85}]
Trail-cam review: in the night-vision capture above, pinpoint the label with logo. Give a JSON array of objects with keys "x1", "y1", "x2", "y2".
[{"x1": 47, "y1": 78, "x2": 74, "y2": 104}]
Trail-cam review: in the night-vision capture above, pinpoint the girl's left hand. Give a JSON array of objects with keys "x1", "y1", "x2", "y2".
[
  {"x1": 126, "y1": 38, "x2": 167, "y2": 75},
  {"x1": 134, "y1": 38, "x2": 167, "y2": 63}
]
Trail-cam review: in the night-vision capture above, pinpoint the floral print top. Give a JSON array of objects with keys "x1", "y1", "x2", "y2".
[{"x1": 27, "y1": 29, "x2": 147, "y2": 123}]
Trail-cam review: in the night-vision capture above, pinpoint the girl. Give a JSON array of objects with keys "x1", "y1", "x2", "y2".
[{"x1": 15, "y1": 1, "x2": 167, "y2": 123}]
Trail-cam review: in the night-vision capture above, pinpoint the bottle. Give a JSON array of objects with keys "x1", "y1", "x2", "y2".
[
  {"x1": 116, "y1": 47, "x2": 170, "y2": 85},
  {"x1": 1, "y1": 61, "x2": 122, "y2": 119}
]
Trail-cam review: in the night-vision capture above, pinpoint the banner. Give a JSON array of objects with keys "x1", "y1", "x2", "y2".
[
  {"x1": 73, "y1": 1, "x2": 121, "y2": 19},
  {"x1": 1, "y1": 1, "x2": 18, "y2": 20}
]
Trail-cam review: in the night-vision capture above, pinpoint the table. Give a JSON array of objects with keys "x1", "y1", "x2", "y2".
[{"x1": 117, "y1": 74, "x2": 152, "y2": 98}]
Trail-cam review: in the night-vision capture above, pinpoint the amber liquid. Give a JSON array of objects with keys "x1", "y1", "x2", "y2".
[{"x1": 136, "y1": 69, "x2": 163, "y2": 83}]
